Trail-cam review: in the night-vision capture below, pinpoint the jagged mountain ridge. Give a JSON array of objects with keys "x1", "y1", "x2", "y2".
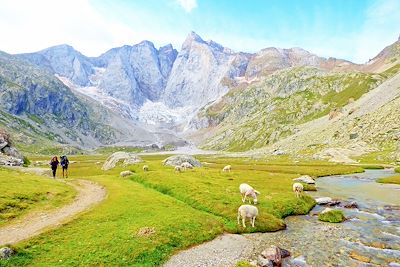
[
  {"x1": 3, "y1": 32, "x2": 400, "y2": 153},
  {"x1": 16, "y1": 31, "x2": 366, "y2": 127}
]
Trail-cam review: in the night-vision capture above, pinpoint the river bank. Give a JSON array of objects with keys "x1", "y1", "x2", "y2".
[{"x1": 164, "y1": 169, "x2": 400, "y2": 266}]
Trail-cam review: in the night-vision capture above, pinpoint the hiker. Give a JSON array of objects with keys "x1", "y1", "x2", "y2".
[
  {"x1": 60, "y1": 155, "x2": 69, "y2": 178},
  {"x1": 49, "y1": 156, "x2": 59, "y2": 178}
]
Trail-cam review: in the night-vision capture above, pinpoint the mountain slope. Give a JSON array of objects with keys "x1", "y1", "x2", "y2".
[
  {"x1": 195, "y1": 66, "x2": 387, "y2": 151},
  {"x1": 17, "y1": 44, "x2": 95, "y2": 86},
  {"x1": 0, "y1": 51, "x2": 184, "y2": 151}
]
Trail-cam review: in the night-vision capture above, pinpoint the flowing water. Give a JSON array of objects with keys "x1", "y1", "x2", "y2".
[
  {"x1": 165, "y1": 169, "x2": 400, "y2": 267},
  {"x1": 248, "y1": 169, "x2": 400, "y2": 266}
]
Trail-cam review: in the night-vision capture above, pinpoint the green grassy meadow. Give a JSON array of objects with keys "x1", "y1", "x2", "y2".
[
  {"x1": 0, "y1": 154, "x2": 363, "y2": 266},
  {"x1": 0, "y1": 168, "x2": 76, "y2": 226}
]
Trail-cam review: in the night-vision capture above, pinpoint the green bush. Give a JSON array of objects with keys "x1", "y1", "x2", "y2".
[
  {"x1": 22, "y1": 156, "x2": 31, "y2": 167},
  {"x1": 318, "y1": 209, "x2": 346, "y2": 223}
]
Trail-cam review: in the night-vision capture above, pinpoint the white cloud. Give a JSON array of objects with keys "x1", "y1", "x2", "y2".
[
  {"x1": 0, "y1": 0, "x2": 137, "y2": 56},
  {"x1": 176, "y1": 0, "x2": 197, "y2": 13}
]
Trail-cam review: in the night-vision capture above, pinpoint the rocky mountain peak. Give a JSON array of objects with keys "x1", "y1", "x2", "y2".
[
  {"x1": 182, "y1": 31, "x2": 206, "y2": 49},
  {"x1": 138, "y1": 40, "x2": 156, "y2": 49}
]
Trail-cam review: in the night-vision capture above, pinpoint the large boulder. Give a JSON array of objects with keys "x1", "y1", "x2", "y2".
[
  {"x1": 0, "y1": 129, "x2": 24, "y2": 166},
  {"x1": 293, "y1": 175, "x2": 315, "y2": 184},
  {"x1": 102, "y1": 152, "x2": 143, "y2": 170},
  {"x1": 162, "y1": 155, "x2": 201, "y2": 167}
]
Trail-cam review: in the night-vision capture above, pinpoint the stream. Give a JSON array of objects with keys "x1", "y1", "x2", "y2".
[
  {"x1": 165, "y1": 169, "x2": 400, "y2": 267},
  {"x1": 247, "y1": 169, "x2": 400, "y2": 266}
]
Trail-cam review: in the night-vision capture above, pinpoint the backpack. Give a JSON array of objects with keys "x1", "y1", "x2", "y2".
[{"x1": 61, "y1": 156, "x2": 69, "y2": 167}]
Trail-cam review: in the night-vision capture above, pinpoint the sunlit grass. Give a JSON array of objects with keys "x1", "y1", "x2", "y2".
[
  {"x1": 377, "y1": 175, "x2": 400, "y2": 185},
  {"x1": 0, "y1": 168, "x2": 76, "y2": 226},
  {"x1": 1, "y1": 154, "x2": 363, "y2": 266}
]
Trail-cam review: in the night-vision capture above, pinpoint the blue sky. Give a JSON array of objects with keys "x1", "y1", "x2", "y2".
[{"x1": 0, "y1": 0, "x2": 399, "y2": 63}]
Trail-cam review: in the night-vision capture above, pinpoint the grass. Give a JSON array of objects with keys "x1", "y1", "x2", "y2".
[
  {"x1": 395, "y1": 167, "x2": 400, "y2": 173},
  {"x1": 235, "y1": 261, "x2": 255, "y2": 267},
  {"x1": 0, "y1": 155, "x2": 363, "y2": 266},
  {"x1": 377, "y1": 175, "x2": 400, "y2": 185},
  {"x1": 318, "y1": 209, "x2": 346, "y2": 223},
  {"x1": 360, "y1": 165, "x2": 385, "y2": 170},
  {"x1": 0, "y1": 168, "x2": 76, "y2": 226}
]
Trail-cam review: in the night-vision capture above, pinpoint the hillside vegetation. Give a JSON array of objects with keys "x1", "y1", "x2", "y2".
[{"x1": 200, "y1": 67, "x2": 386, "y2": 151}]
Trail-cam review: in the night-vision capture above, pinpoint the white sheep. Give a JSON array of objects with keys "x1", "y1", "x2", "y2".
[
  {"x1": 120, "y1": 170, "x2": 133, "y2": 177},
  {"x1": 239, "y1": 183, "x2": 260, "y2": 204},
  {"x1": 222, "y1": 165, "x2": 231, "y2": 172},
  {"x1": 174, "y1": 166, "x2": 182, "y2": 172},
  {"x1": 143, "y1": 165, "x2": 149, "y2": 172},
  {"x1": 237, "y1": 205, "x2": 259, "y2": 228},
  {"x1": 180, "y1": 162, "x2": 193, "y2": 171},
  {"x1": 293, "y1": 182, "x2": 304, "y2": 198}
]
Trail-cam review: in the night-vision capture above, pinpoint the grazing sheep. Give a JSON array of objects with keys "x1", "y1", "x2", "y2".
[
  {"x1": 293, "y1": 182, "x2": 304, "y2": 198},
  {"x1": 222, "y1": 165, "x2": 231, "y2": 172},
  {"x1": 237, "y1": 205, "x2": 259, "y2": 228},
  {"x1": 180, "y1": 162, "x2": 193, "y2": 171},
  {"x1": 120, "y1": 170, "x2": 133, "y2": 177},
  {"x1": 143, "y1": 165, "x2": 149, "y2": 172},
  {"x1": 239, "y1": 183, "x2": 260, "y2": 204},
  {"x1": 174, "y1": 166, "x2": 182, "y2": 172}
]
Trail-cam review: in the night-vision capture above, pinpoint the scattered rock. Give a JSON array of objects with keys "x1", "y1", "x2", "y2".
[
  {"x1": 293, "y1": 175, "x2": 315, "y2": 184},
  {"x1": 257, "y1": 256, "x2": 273, "y2": 267},
  {"x1": 0, "y1": 247, "x2": 14, "y2": 260},
  {"x1": 349, "y1": 251, "x2": 371, "y2": 263},
  {"x1": 120, "y1": 170, "x2": 134, "y2": 177},
  {"x1": 162, "y1": 155, "x2": 202, "y2": 167},
  {"x1": 260, "y1": 245, "x2": 290, "y2": 267},
  {"x1": 315, "y1": 197, "x2": 340, "y2": 206},
  {"x1": 340, "y1": 201, "x2": 358, "y2": 209},
  {"x1": 321, "y1": 208, "x2": 333, "y2": 214},
  {"x1": 389, "y1": 262, "x2": 400, "y2": 267},
  {"x1": 102, "y1": 152, "x2": 143, "y2": 170},
  {"x1": 136, "y1": 227, "x2": 156, "y2": 237},
  {"x1": 315, "y1": 197, "x2": 332, "y2": 205},
  {"x1": 291, "y1": 255, "x2": 308, "y2": 266},
  {"x1": 272, "y1": 149, "x2": 285, "y2": 156},
  {"x1": 313, "y1": 148, "x2": 357, "y2": 164}
]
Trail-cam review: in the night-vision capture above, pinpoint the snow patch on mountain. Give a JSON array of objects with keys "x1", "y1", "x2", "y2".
[{"x1": 138, "y1": 100, "x2": 195, "y2": 126}]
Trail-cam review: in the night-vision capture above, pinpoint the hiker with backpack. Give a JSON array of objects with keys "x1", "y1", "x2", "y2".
[
  {"x1": 60, "y1": 155, "x2": 69, "y2": 178},
  {"x1": 49, "y1": 156, "x2": 59, "y2": 178}
]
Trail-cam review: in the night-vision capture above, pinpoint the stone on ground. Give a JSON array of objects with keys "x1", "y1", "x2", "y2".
[
  {"x1": 102, "y1": 152, "x2": 143, "y2": 170},
  {"x1": 162, "y1": 155, "x2": 201, "y2": 167}
]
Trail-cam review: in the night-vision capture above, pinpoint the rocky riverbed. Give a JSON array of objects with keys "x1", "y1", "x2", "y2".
[{"x1": 164, "y1": 169, "x2": 400, "y2": 267}]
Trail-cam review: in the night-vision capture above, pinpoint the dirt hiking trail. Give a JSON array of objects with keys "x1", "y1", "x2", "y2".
[{"x1": 0, "y1": 178, "x2": 106, "y2": 246}]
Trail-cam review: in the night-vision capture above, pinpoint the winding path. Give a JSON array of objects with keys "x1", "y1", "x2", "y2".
[{"x1": 0, "y1": 179, "x2": 106, "y2": 246}]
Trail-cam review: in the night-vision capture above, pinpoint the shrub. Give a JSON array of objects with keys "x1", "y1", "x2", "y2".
[{"x1": 23, "y1": 156, "x2": 31, "y2": 167}]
